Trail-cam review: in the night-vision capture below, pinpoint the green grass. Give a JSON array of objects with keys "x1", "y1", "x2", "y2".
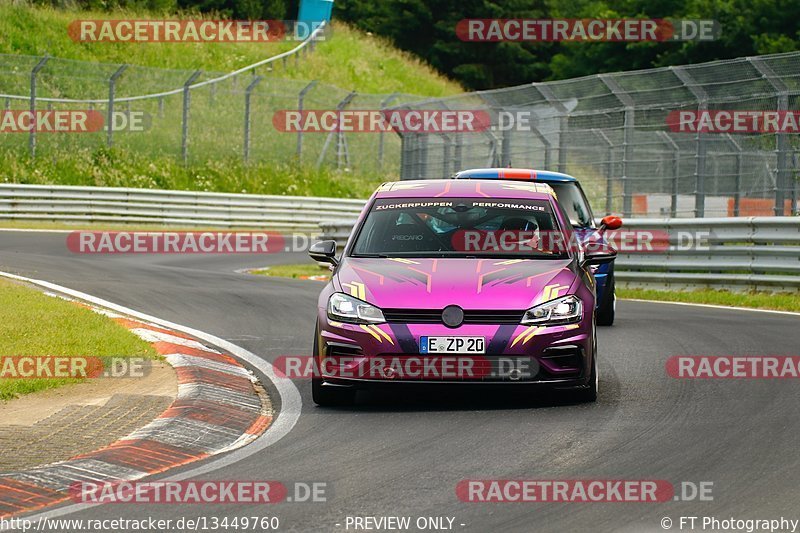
[
  {"x1": 0, "y1": 149, "x2": 385, "y2": 197},
  {"x1": 0, "y1": 5, "x2": 462, "y2": 96},
  {"x1": 251, "y1": 263, "x2": 329, "y2": 279},
  {"x1": 618, "y1": 288, "x2": 800, "y2": 313},
  {"x1": 0, "y1": 278, "x2": 158, "y2": 400}
]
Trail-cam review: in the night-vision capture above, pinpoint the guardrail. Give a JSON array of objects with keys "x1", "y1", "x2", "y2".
[
  {"x1": 0, "y1": 184, "x2": 365, "y2": 231},
  {"x1": 318, "y1": 217, "x2": 800, "y2": 292}
]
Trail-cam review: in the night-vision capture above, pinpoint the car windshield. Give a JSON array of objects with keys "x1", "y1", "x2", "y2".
[
  {"x1": 549, "y1": 182, "x2": 594, "y2": 228},
  {"x1": 351, "y1": 197, "x2": 568, "y2": 259}
]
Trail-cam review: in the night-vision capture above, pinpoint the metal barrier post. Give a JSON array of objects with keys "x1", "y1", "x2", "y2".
[
  {"x1": 296, "y1": 81, "x2": 318, "y2": 161},
  {"x1": 673, "y1": 67, "x2": 708, "y2": 217},
  {"x1": 29, "y1": 56, "x2": 49, "y2": 158},
  {"x1": 181, "y1": 70, "x2": 203, "y2": 164},
  {"x1": 593, "y1": 129, "x2": 614, "y2": 215},
  {"x1": 317, "y1": 91, "x2": 356, "y2": 169},
  {"x1": 599, "y1": 74, "x2": 636, "y2": 217},
  {"x1": 534, "y1": 84, "x2": 569, "y2": 173},
  {"x1": 657, "y1": 131, "x2": 681, "y2": 217},
  {"x1": 106, "y1": 65, "x2": 128, "y2": 147},
  {"x1": 243, "y1": 76, "x2": 263, "y2": 163},
  {"x1": 724, "y1": 134, "x2": 744, "y2": 217},
  {"x1": 750, "y1": 57, "x2": 790, "y2": 215},
  {"x1": 378, "y1": 93, "x2": 399, "y2": 171}
]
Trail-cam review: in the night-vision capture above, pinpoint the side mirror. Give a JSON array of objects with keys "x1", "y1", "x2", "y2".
[
  {"x1": 309, "y1": 240, "x2": 338, "y2": 266},
  {"x1": 582, "y1": 243, "x2": 617, "y2": 266},
  {"x1": 600, "y1": 215, "x2": 623, "y2": 231}
]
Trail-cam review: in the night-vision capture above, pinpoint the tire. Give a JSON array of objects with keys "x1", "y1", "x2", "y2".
[
  {"x1": 311, "y1": 326, "x2": 356, "y2": 407},
  {"x1": 596, "y1": 267, "x2": 616, "y2": 327},
  {"x1": 575, "y1": 352, "x2": 598, "y2": 403}
]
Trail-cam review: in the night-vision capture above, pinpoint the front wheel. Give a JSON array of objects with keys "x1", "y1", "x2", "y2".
[
  {"x1": 596, "y1": 269, "x2": 615, "y2": 327},
  {"x1": 311, "y1": 325, "x2": 355, "y2": 407},
  {"x1": 575, "y1": 353, "x2": 598, "y2": 403}
]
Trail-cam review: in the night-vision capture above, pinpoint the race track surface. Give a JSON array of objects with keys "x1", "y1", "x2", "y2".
[{"x1": 1, "y1": 230, "x2": 798, "y2": 532}]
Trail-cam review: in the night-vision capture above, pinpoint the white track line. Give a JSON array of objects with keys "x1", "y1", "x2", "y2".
[
  {"x1": 621, "y1": 298, "x2": 800, "y2": 317},
  {"x1": 0, "y1": 270, "x2": 302, "y2": 525},
  {"x1": 0, "y1": 228, "x2": 73, "y2": 233}
]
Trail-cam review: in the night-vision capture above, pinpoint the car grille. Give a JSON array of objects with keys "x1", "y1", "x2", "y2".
[{"x1": 382, "y1": 309, "x2": 524, "y2": 325}]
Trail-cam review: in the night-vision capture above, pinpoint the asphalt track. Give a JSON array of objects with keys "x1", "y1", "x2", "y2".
[{"x1": 1, "y1": 230, "x2": 799, "y2": 533}]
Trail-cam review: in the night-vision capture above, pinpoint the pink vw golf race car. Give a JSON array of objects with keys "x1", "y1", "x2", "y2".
[{"x1": 308, "y1": 178, "x2": 617, "y2": 406}]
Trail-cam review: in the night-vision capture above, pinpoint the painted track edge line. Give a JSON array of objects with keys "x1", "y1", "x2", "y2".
[
  {"x1": 621, "y1": 297, "x2": 800, "y2": 317},
  {"x1": 0, "y1": 270, "x2": 302, "y2": 526}
]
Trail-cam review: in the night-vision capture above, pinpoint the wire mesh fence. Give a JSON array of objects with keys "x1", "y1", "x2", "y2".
[
  {"x1": 0, "y1": 25, "x2": 420, "y2": 177},
  {"x1": 395, "y1": 52, "x2": 800, "y2": 218},
  {"x1": 1, "y1": 37, "x2": 800, "y2": 217}
]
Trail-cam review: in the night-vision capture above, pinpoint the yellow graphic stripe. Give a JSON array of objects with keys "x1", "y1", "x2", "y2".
[
  {"x1": 523, "y1": 326, "x2": 542, "y2": 344},
  {"x1": 369, "y1": 325, "x2": 394, "y2": 345},
  {"x1": 359, "y1": 324, "x2": 382, "y2": 342},
  {"x1": 541, "y1": 283, "x2": 568, "y2": 302},
  {"x1": 342, "y1": 281, "x2": 366, "y2": 300},
  {"x1": 388, "y1": 258, "x2": 420, "y2": 265},
  {"x1": 511, "y1": 326, "x2": 537, "y2": 348},
  {"x1": 494, "y1": 259, "x2": 526, "y2": 265}
]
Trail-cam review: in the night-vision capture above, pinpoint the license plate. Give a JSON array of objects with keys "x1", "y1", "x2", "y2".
[{"x1": 420, "y1": 336, "x2": 485, "y2": 354}]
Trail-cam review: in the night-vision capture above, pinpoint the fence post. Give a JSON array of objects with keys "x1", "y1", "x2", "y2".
[
  {"x1": 29, "y1": 56, "x2": 49, "y2": 158},
  {"x1": 453, "y1": 133, "x2": 463, "y2": 173},
  {"x1": 672, "y1": 67, "x2": 708, "y2": 218},
  {"x1": 378, "y1": 93, "x2": 399, "y2": 171},
  {"x1": 399, "y1": 135, "x2": 411, "y2": 180},
  {"x1": 593, "y1": 129, "x2": 614, "y2": 215},
  {"x1": 317, "y1": 91, "x2": 356, "y2": 169},
  {"x1": 724, "y1": 133, "x2": 743, "y2": 217},
  {"x1": 599, "y1": 74, "x2": 636, "y2": 217},
  {"x1": 243, "y1": 76, "x2": 263, "y2": 163},
  {"x1": 750, "y1": 57, "x2": 790, "y2": 215},
  {"x1": 181, "y1": 70, "x2": 203, "y2": 164},
  {"x1": 106, "y1": 64, "x2": 128, "y2": 147},
  {"x1": 296, "y1": 81, "x2": 318, "y2": 161},
  {"x1": 658, "y1": 131, "x2": 681, "y2": 217},
  {"x1": 531, "y1": 123, "x2": 553, "y2": 171},
  {"x1": 533, "y1": 83, "x2": 569, "y2": 173},
  {"x1": 442, "y1": 133, "x2": 453, "y2": 177}
]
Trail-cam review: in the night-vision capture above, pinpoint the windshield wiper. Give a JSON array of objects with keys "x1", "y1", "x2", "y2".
[{"x1": 351, "y1": 253, "x2": 390, "y2": 258}]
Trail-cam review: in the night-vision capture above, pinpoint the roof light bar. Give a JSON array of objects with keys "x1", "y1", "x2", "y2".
[{"x1": 455, "y1": 168, "x2": 538, "y2": 180}]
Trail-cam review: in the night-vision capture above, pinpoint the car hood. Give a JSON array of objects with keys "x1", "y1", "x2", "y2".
[{"x1": 335, "y1": 257, "x2": 577, "y2": 311}]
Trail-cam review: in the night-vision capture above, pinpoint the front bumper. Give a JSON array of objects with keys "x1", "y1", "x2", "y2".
[{"x1": 316, "y1": 314, "x2": 594, "y2": 388}]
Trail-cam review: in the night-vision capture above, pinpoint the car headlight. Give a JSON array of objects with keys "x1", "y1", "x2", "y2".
[
  {"x1": 328, "y1": 292, "x2": 385, "y2": 324},
  {"x1": 521, "y1": 295, "x2": 582, "y2": 325}
]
